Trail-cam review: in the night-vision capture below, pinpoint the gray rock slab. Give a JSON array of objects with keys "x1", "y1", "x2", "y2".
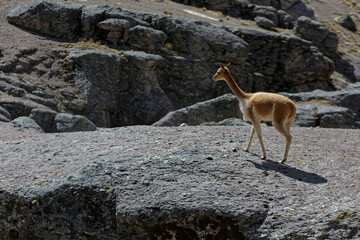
[
  {"x1": 0, "y1": 126, "x2": 359, "y2": 239},
  {"x1": 52, "y1": 113, "x2": 97, "y2": 132},
  {"x1": 97, "y1": 18, "x2": 130, "y2": 31},
  {"x1": 219, "y1": 118, "x2": 251, "y2": 126},
  {"x1": 7, "y1": 0, "x2": 84, "y2": 40},
  {"x1": 255, "y1": 16, "x2": 277, "y2": 29},
  {"x1": 11, "y1": 116, "x2": 44, "y2": 133},
  {"x1": 153, "y1": 94, "x2": 242, "y2": 126},
  {"x1": 294, "y1": 103, "x2": 360, "y2": 128}
]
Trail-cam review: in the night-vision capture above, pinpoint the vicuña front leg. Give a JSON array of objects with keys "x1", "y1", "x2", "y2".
[
  {"x1": 244, "y1": 126, "x2": 255, "y2": 152},
  {"x1": 252, "y1": 121, "x2": 266, "y2": 159}
]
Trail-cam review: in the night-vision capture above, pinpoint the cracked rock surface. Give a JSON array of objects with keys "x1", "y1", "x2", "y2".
[{"x1": 1, "y1": 125, "x2": 359, "y2": 239}]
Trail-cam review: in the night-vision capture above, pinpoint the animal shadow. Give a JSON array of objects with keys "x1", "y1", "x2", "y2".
[{"x1": 247, "y1": 159, "x2": 328, "y2": 184}]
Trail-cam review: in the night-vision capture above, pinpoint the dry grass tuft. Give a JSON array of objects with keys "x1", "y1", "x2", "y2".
[
  {"x1": 163, "y1": 10, "x2": 173, "y2": 15},
  {"x1": 60, "y1": 39, "x2": 124, "y2": 54}
]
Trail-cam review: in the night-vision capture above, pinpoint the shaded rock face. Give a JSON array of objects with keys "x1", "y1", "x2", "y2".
[
  {"x1": 65, "y1": 49, "x2": 173, "y2": 127},
  {"x1": 295, "y1": 16, "x2": 339, "y2": 57},
  {"x1": 233, "y1": 27, "x2": 334, "y2": 92}
]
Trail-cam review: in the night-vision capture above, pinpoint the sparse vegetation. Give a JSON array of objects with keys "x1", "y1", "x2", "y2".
[
  {"x1": 164, "y1": 42, "x2": 172, "y2": 50},
  {"x1": 60, "y1": 38, "x2": 125, "y2": 55},
  {"x1": 162, "y1": 10, "x2": 173, "y2": 15},
  {"x1": 299, "y1": 99, "x2": 336, "y2": 107},
  {"x1": 16, "y1": 73, "x2": 24, "y2": 81}
]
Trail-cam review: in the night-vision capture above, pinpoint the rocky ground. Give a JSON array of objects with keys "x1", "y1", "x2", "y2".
[
  {"x1": 0, "y1": 124, "x2": 359, "y2": 239},
  {"x1": 1, "y1": 0, "x2": 360, "y2": 239}
]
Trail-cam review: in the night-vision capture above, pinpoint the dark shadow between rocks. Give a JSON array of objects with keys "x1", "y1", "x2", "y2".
[{"x1": 247, "y1": 159, "x2": 328, "y2": 184}]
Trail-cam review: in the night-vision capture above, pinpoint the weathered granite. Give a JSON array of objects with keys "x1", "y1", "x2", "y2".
[{"x1": 0, "y1": 126, "x2": 359, "y2": 239}]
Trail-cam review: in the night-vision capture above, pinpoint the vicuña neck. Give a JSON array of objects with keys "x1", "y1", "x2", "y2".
[{"x1": 224, "y1": 70, "x2": 249, "y2": 100}]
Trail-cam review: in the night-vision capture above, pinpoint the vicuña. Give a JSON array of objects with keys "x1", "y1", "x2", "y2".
[{"x1": 213, "y1": 63, "x2": 296, "y2": 163}]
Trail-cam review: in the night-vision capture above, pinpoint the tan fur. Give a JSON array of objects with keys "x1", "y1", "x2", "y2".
[{"x1": 213, "y1": 63, "x2": 296, "y2": 163}]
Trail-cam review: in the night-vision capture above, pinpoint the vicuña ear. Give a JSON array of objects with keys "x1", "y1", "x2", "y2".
[
  {"x1": 225, "y1": 63, "x2": 231, "y2": 68},
  {"x1": 220, "y1": 63, "x2": 224, "y2": 69}
]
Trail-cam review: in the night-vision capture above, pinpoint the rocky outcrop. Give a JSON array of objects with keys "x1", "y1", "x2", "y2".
[
  {"x1": 232, "y1": 27, "x2": 334, "y2": 92},
  {"x1": 283, "y1": 83, "x2": 360, "y2": 128},
  {"x1": 4, "y1": 0, "x2": 344, "y2": 127},
  {"x1": 1, "y1": 126, "x2": 359, "y2": 239}
]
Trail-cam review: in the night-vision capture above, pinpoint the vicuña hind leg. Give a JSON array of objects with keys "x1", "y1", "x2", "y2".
[
  {"x1": 244, "y1": 126, "x2": 255, "y2": 152},
  {"x1": 252, "y1": 120, "x2": 266, "y2": 159},
  {"x1": 273, "y1": 120, "x2": 292, "y2": 164}
]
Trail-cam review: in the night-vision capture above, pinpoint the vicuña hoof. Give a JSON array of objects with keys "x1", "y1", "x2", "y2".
[
  {"x1": 261, "y1": 156, "x2": 266, "y2": 160},
  {"x1": 243, "y1": 149, "x2": 249, "y2": 152},
  {"x1": 279, "y1": 159, "x2": 286, "y2": 164}
]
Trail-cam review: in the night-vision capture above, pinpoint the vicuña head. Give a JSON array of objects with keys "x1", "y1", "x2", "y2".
[
  {"x1": 213, "y1": 63, "x2": 296, "y2": 164},
  {"x1": 213, "y1": 63, "x2": 231, "y2": 81}
]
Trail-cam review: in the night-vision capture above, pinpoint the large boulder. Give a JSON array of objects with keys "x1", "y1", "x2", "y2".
[
  {"x1": 153, "y1": 94, "x2": 242, "y2": 126},
  {"x1": 7, "y1": 0, "x2": 84, "y2": 40},
  {"x1": 253, "y1": 5, "x2": 278, "y2": 25},
  {"x1": 286, "y1": 1, "x2": 314, "y2": 20},
  {"x1": 295, "y1": 16, "x2": 339, "y2": 56},
  {"x1": 339, "y1": 15, "x2": 357, "y2": 32},
  {"x1": 11, "y1": 116, "x2": 44, "y2": 133},
  {"x1": 151, "y1": 15, "x2": 249, "y2": 65},
  {"x1": 128, "y1": 25, "x2": 167, "y2": 50},
  {"x1": 29, "y1": 108, "x2": 57, "y2": 133},
  {"x1": 52, "y1": 113, "x2": 97, "y2": 132},
  {"x1": 81, "y1": 5, "x2": 111, "y2": 40}
]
